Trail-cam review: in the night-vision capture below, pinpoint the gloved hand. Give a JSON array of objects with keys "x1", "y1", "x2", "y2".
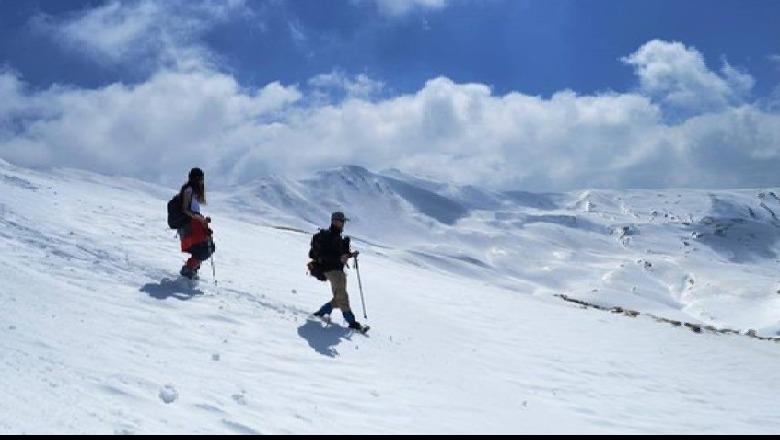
[{"x1": 341, "y1": 251, "x2": 359, "y2": 265}]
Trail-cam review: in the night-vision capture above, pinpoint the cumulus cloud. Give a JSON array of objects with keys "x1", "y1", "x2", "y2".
[
  {"x1": 1, "y1": 36, "x2": 779, "y2": 191},
  {"x1": 0, "y1": 69, "x2": 302, "y2": 184},
  {"x1": 3, "y1": 68, "x2": 779, "y2": 191},
  {"x1": 33, "y1": 0, "x2": 253, "y2": 72},
  {"x1": 623, "y1": 40, "x2": 754, "y2": 115},
  {"x1": 0, "y1": 70, "x2": 24, "y2": 117}
]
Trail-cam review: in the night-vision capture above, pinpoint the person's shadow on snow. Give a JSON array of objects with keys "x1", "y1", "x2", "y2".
[
  {"x1": 140, "y1": 278, "x2": 204, "y2": 301},
  {"x1": 297, "y1": 319, "x2": 352, "y2": 358}
]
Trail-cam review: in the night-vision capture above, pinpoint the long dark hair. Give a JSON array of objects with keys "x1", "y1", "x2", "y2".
[{"x1": 182, "y1": 167, "x2": 206, "y2": 204}]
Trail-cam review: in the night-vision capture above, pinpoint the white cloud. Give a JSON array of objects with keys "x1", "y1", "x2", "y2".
[
  {"x1": 1, "y1": 39, "x2": 779, "y2": 191},
  {"x1": 371, "y1": 0, "x2": 449, "y2": 17},
  {"x1": 0, "y1": 70, "x2": 24, "y2": 118},
  {"x1": 308, "y1": 71, "x2": 385, "y2": 100},
  {"x1": 766, "y1": 56, "x2": 780, "y2": 111},
  {"x1": 288, "y1": 20, "x2": 307, "y2": 47},
  {"x1": 34, "y1": 0, "x2": 253, "y2": 72},
  {"x1": 623, "y1": 40, "x2": 754, "y2": 114},
  {"x1": 0, "y1": 70, "x2": 302, "y2": 183}
]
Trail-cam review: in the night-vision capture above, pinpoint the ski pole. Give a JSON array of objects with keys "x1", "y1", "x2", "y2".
[
  {"x1": 354, "y1": 255, "x2": 367, "y2": 319},
  {"x1": 209, "y1": 236, "x2": 217, "y2": 286}
]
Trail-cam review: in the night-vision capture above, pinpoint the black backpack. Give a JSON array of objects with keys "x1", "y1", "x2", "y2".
[
  {"x1": 167, "y1": 191, "x2": 188, "y2": 230},
  {"x1": 307, "y1": 229, "x2": 328, "y2": 281}
]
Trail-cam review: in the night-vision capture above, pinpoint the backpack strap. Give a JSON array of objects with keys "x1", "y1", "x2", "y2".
[{"x1": 309, "y1": 229, "x2": 326, "y2": 260}]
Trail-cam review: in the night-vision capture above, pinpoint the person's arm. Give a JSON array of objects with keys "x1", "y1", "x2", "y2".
[
  {"x1": 339, "y1": 237, "x2": 358, "y2": 264},
  {"x1": 182, "y1": 189, "x2": 194, "y2": 218},
  {"x1": 182, "y1": 188, "x2": 207, "y2": 223}
]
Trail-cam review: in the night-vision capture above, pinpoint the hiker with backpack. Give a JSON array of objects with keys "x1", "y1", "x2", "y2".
[
  {"x1": 310, "y1": 211, "x2": 364, "y2": 331},
  {"x1": 167, "y1": 167, "x2": 214, "y2": 280}
]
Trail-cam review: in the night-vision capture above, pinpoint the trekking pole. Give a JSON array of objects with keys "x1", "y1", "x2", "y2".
[
  {"x1": 354, "y1": 255, "x2": 367, "y2": 319},
  {"x1": 209, "y1": 236, "x2": 217, "y2": 286}
]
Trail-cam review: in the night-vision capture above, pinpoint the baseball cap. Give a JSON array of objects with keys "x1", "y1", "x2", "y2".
[{"x1": 331, "y1": 211, "x2": 349, "y2": 222}]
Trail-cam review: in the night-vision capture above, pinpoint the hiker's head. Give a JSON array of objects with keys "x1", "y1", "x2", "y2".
[
  {"x1": 188, "y1": 167, "x2": 205, "y2": 183},
  {"x1": 331, "y1": 211, "x2": 349, "y2": 230},
  {"x1": 188, "y1": 167, "x2": 206, "y2": 203}
]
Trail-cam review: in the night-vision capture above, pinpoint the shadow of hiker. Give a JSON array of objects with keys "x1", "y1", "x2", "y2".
[
  {"x1": 140, "y1": 278, "x2": 204, "y2": 301},
  {"x1": 297, "y1": 319, "x2": 352, "y2": 358}
]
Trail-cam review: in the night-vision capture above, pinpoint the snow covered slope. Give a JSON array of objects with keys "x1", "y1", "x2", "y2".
[{"x1": 2, "y1": 160, "x2": 780, "y2": 434}]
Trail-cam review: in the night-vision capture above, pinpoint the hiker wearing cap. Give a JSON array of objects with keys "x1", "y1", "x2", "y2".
[
  {"x1": 310, "y1": 211, "x2": 363, "y2": 330},
  {"x1": 177, "y1": 167, "x2": 214, "y2": 280}
]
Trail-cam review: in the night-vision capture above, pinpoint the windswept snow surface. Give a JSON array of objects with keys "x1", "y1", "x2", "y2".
[{"x1": 1, "y1": 160, "x2": 780, "y2": 434}]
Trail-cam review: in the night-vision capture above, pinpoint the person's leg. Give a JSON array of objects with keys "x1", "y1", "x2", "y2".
[
  {"x1": 186, "y1": 257, "x2": 199, "y2": 268},
  {"x1": 326, "y1": 271, "x2": 350, "y2": 312},
  {"x1": 325, "y1": 271, "x2": 361, "y2": 328},
  {"x1": 314, "y1": 271, "x2": 342, "y2": 316},
  {"x1": 180, "y1": 256, "x2": 199, "y2": 278},
  {"x1": 190, "y1": 242, "x2": 213, "y2": 274},
  {"x1": 181, "y1": 242, "x2": 210, "y2": 278},
  {"x1": 313, "y1": 302, "x2": 333, "y2": 317},
  {"x1": 342, "y1": 310, "x2": 361, "y2": 329}
]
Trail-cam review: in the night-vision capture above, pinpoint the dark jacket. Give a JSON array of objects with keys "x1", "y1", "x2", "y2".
[{"x1": 310, "y1": 226, "x2": 350, "y2": 272}]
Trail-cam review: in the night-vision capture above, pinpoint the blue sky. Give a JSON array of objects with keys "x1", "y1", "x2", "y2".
[
  {"x1": 2, "y1": 0, "x2": 778, "y2": 97},
  {"x1": 0, "y1": 0, "x2": 779, "y2": 190}
]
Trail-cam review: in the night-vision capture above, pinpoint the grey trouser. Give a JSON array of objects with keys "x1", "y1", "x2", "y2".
[{"x1": 324, "y1": 270, "x2": 351, "y2": 312}]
